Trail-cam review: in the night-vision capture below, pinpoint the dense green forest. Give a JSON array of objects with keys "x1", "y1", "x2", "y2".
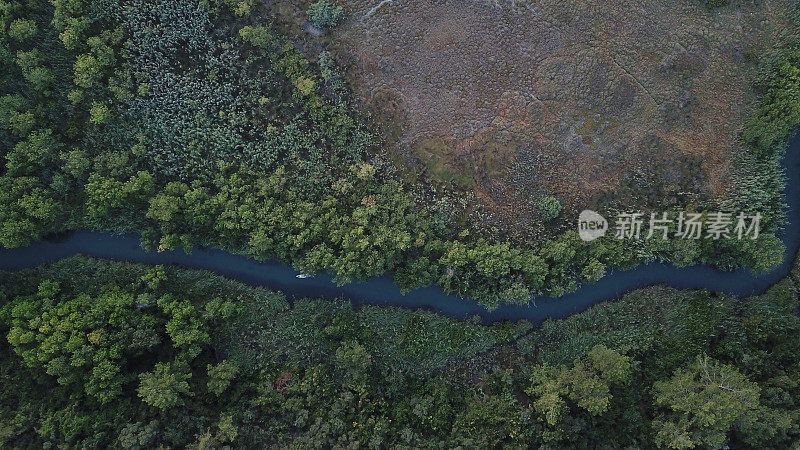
[
  {"x1": 0, "y1": 255, "x2": 798, "y2": 447},
  {"x1": 0, "y1": 0, "x2": 798, "y2": 307}
]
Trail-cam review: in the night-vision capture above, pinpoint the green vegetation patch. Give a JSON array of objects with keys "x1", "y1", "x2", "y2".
[{"x1": 1, "y1": 256, "x2": 799, "y2": 447}]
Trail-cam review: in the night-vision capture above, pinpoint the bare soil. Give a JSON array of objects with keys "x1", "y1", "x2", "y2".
[{"x1": 334, "y1": 0, "x2": 795, "y2": 234}]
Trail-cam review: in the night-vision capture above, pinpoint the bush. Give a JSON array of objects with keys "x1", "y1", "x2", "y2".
[
  {"x1": 703, "y1": 0, "x2": 729, "y2": 8},
  {"x1": 308, "y1": 0, "x2": 345, "y2": 29},
  {"x1": 537, "y1": 195, "x2": 562, "y2": 221}
]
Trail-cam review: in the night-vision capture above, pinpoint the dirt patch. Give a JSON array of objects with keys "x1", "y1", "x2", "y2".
[{"x1": 335, "y1": 0, "x2": 795, "y2": 232}]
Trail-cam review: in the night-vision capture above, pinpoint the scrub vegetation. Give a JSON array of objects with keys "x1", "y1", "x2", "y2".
[{"x1": 1, "y1": 256, "x2": 799, "y2": 447}]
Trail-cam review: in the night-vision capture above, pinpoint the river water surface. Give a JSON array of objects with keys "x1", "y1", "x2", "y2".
[{"x1": 2, "y1": 136, "x2": 799, "y2": 324}]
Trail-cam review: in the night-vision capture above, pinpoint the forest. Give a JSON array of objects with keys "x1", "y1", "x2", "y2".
[
  {"x1": 0, "y1": 0, "x2": 798, "y2": 307},
  {"x1": 0, "y1": 255, "x2": 799, "y2": 447}
]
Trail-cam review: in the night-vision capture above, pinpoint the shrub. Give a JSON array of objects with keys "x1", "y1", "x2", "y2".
[
  {"x1": 239, "y1": 25, "x2": 274, "y2": 48},
  {"x1": 308, "y1": 0, "x2": 345, "y2": 29},
  {"x1": 537, "y1": 195, "x2": 562, "y2": 221},
  {"x1": 703, "y1": 0, "x2": 729, "y2": 8}
]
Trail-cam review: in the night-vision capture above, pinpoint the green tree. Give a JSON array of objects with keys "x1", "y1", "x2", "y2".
[
  {"x1": 5, "y1": 282, "x2": 154, "y2": 404},
  {"x1": 15, "y1": 49, "x2": 54, "y2": 91},
  {"x1": 157, "y1": 294, "x2": 210, "y2": 358},
  {"x1": 0, "y1": 176, "x2": 62, "y2": 247},
  {"x1": 138, "y1": 359, "x2": 193, "y2": 410},
  {"x1": 207, "y1": 360, "x2": 239, "y2": 395},
  {"x1": 652, "y1": 355, "x2": 761, "y2": 449},
  {"x1": 335, "y1": 340, "x2": 372, "y2": 376},
  {"x1": 0, "y1": 95, "x2": 35, "y2": 137},
  {"x1": 239, "y1": 25, "x2": 275, "y2": 49},
  {"x1": 8, "y1": 19, "x2": 38, "y2": 42},
  {"x1": 526, "y1": 345, "x2": 632, "y2": 427},
  {"x1": 142, "y1": 265, "x2": 166, "y2": 290},
  {"x1": 85, "y1": 173, "x2": 127, "y2": 217},
  {"x1": 89, "y1": 101, "x2": 110, "y2": 124},
  {"x1": 73, "y1": 53, "x2": 104, "y2": 89},
  {"x1": 5, "y1": 128, "x2": 59, "y2": 176},
  {"x1": 85, "y1": 171, "x2": 155, "y2": 219}
]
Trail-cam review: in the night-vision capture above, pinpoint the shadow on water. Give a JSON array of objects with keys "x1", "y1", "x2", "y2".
[{"x1": 2, "y1": 136, "x2": 799, "y2": 324}]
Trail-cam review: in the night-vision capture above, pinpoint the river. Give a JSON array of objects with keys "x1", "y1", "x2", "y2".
[{"x1": 1, "y1": 136, "x2": 798, "y2": 324}]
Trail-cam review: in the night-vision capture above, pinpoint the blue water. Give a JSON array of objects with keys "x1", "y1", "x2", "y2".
[{"x1": 2, "y1": 137, "x2": 799, "y2": 324}]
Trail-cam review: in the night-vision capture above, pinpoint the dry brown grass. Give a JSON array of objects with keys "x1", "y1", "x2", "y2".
[{"x1": 333, "y1": 0, "x2": 795, "y2": 234}]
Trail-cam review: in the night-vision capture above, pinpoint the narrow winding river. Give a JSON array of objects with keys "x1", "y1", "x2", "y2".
[{"x1": 2, "y1": 137, "x2": 799, "y2": 324}]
